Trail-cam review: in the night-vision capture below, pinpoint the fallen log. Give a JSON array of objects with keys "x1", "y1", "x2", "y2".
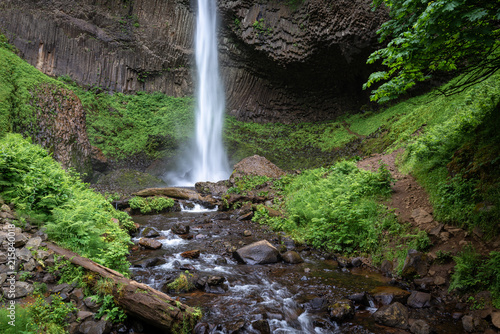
[
  {"x1": 46, "y1": 243, "x2": 201, "y2": 332},
  {"x1": 133, "y1": 187, "x2": 217, "y2": 205}
]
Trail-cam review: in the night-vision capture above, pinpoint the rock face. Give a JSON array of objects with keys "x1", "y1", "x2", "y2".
[
  {"x1": 0, "y1": 0, "x2": 387, "y2": 123},
  {"x1": 234, "y1": 240, "x2": 280, "y2": 265}
]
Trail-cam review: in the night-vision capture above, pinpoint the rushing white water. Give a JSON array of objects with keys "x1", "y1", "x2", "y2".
[{"x1": 167, "y1": 0, "x2": 230, "y2": 186}]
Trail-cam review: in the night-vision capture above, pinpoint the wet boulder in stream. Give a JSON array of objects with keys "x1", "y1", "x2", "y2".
[
  {"x1": 138, "y1": 238, "x2": 162, "y2": 250},
  {"x1": 233, "y1": 240, "x2": 280, "y2": 265},
  {"x1": 281, "y1": 251, "x2": 304, "y2": 264},
  {"x1": 373, "y1": 302, "x2": 409, "y2": 329},
  {"x1": 172, "y1": 223, "x2": 189, "y2": 235},
  {"x1": 140, "y1": 227, "x2": 160, "y2": 238},
  {"x1": 328, "y1": 299, "x2": 355, "y2": 322}
]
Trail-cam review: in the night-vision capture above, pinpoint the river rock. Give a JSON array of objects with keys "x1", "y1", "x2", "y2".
[
  {"x1": 407, "y1": 291, "x2": 431, "y2": 308},
  {"x1": 370, "y1": 286, "x2": 410, "y2": 306},
  {"x1": 328, "y1": 299, "x2": 355, "y2": 322},
  {"x1": 193, "y1": 323, "x2": 210, "y2": 334},
  {"x1": 401, "y1": 249, "x2": 428, "y2": 278},
  {"x1": 380, "y1": 259, "x2": 393, "y2": 275},
  {"x1": 172, "y1": 223, "x2": 190, "y2": 235},
  {"x1": 243, "y1": 230, "x2": 252, "y2": 237},
  {"x1": 79, "y1": 318, "x2": 112, "y2": 334},
  {"x1": 462, "y1": 315, "x2": 474, "y2": 332},
  {"x1": 410, "y1": 319, "x2": 431, "y2": 334},
  {"x1": 310, "y1": 297, "x2": 328, "y2": 311},
  {"x1": 373, "y1": 302, "x2": 409, "y2": 329},
  {"x1": 139, "y1": 238, "x2": 162, "y2": 250},
  {"x1": 233, "y1": 240, "x2": 279, "y2": 265},
  {"x1": 181, "y1": 250, "x2": 201, "y2": 259},
  {"x1": 281, "y1": 251, "x2": 303, "y2": 264},
  {"x1": 230, "y1": 155, "x2": 285, "y2": 181},
  {"x1": 252, "y1": 319, "x2": 271, "y2": 334},
  {"x1": 491, "y1": 312, "x2": 500, "y2": 329},
  {"x1": 141, "y1": 227, "x2": 160, "y2": 238},
  {"x1": 133, "y1": 257, "x2": 167, "y2": 268}
]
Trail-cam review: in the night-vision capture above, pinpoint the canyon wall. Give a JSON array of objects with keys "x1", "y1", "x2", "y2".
[{"x1": 0, "y1": 0, "x2": 386, "y2": 122}]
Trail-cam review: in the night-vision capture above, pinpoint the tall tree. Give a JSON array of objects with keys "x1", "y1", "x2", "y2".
[{"x1": 364, "y1": 0, "x2": 500, "y2": 103}]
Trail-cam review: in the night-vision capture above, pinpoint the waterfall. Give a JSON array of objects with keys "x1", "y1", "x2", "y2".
[{"x1": 166, "y1": 0, "x2": 230, "y2": 186}]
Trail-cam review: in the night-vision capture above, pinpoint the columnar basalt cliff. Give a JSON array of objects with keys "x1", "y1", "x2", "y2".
[{"x1": 0, "y1": 0, "x2": 386, "y2": 122}]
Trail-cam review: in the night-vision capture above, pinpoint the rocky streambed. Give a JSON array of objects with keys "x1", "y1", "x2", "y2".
[{"x1": 128, "y1": 201, "x2": 469, "y2": 334}]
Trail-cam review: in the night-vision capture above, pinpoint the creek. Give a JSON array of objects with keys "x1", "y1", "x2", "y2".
[{"x1": 128, "y1": 202, "x2": 465, "y2": 333}]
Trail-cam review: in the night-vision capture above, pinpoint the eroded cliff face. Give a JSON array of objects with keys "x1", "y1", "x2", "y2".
[{"x1": 0, "y1": 0, "x2": 386, "y2": 123}]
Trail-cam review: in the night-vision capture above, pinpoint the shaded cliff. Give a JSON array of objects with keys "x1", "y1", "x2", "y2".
[{"x1": 0, "y1": 0, "x2": 386, "y2": 122}]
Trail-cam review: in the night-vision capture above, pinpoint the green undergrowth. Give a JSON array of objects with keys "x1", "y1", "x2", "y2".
[
  {"x1": 67, "y1": 80, "x2": 195, "y2": 160},
  {"x1": 0, "y1": 133, "x2": 133, "y2": 274},
  {"x1": 224, "y1": 117, "x2": 357, "y2": 170},
  {"x1": 450, "y1": 246, "x2": 500, "y2": 309},
  {"x1": 129, "y1": 196, "x2": 174, "y2": 214},
  {"x1": 253, "y1": 160, "x2": 430, "y2": 260}
]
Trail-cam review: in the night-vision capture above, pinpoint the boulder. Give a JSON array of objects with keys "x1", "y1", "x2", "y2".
[
  {"x1": 139, "y1": 238, "x2": 162, "y2": 250},
  {"x1": 3, "y1": 282, "x2": 34, "y2": 299},
  {"x1": 491, "y1": 311, "x2": 500, "y2": 330},
  {"x1": 373, "y1": 302, "x2": 409, "y2": 329},
  {"x1": 328, "y1": 299, "x2": 355, "y2": 322},
  {"x1": 252, "y1": 319, "x2": 271, "y2": 334},
  {"x1": 410, "y1": 319, "x2": 431, "y2": 334},
  {"x1": 233, "y1": 240, "x2": 279, "y2": 265},
  {"x1": 172, "y1": 223, "x2": 190, "y2": 235},
  {"x1": 380, "y1": 260, "x2": 393, "y2": 275},
  {"x1": 230, "y1": 155, "x2": 285, "y2": 181},
  {"x1": 141, "y1": 227, "x2": 160, "y2": 238},
  {"x1": 407, "y1": 291, "x2": 431, "y2": 308},
  {"x1": 79, "y1": 319, "x2": 112, "y2": 334},
  {"x1": 401, "y1": 249, "x2": 428, "y2": 279},
  {"x1": 281, "y1": 251, "x2": 304, "y2": 264},
  {"x1": 181, "y1": 250, "x2": 201, "y2": 259}
]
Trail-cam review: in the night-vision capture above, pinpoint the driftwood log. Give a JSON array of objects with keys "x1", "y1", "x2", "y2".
[
  {"x1": 46, "y1": 243, "x2": 201, "y2": 332},
  {"x1": 133, "y1": 187, "x2": 217, "y2": 205}
]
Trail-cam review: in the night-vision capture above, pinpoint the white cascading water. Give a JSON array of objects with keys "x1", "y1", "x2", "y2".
[{"x1": 168, "y1": 0, "x2": 230, "y2": 186}]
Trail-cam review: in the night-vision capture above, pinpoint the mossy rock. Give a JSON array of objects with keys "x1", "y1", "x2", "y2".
[{"x1": 96, "y1": 169, "x2": 167, "y2": 194}]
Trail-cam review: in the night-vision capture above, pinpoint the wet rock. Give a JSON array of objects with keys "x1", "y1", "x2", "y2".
[
  {"x1": 310, "y1": 297, "x2": 328, "y2": 311},
  {"x1": 133, "y1": 257, "x2": 167, "y2": 268},
  {"x1": 238, "y1": 212, "x2": 254, "y2": 221},
  {"x1": 380, "y1": 260, "x2": 393, "y2": 275},
  {"x1": 348, "y1": 292, "x2": 370, "y2": 306},
  {"x1": 230, "y1": 155, "x2": 285, "y2": 181},
  {"x1": 193, "y1": 322, "x2": 210, "y2": 334},
  {"x1": 410, "y1": 319, "x2": 431, "y2": 334},
  {"x1": 413, "y1": 277, "x2": 434, "y2": 291},
  {"x1": 79, "y1": 318, "x2": 112, "y2": 334},
  {"x1": 215, "y1": 257, "x2": 228, "y2": 265},
  {"x1": 351, "y1": 257, "x2": 362, "y2": 267},
  {"x1": 373, "y1": 302, "x2": 409, "y2": 329},
  {"x1": 233, "y1": 240, "x2": 279, "y2": 265},
  {"x1": 336, "y1": 256, "x2": 352, "y2": 268},
  {"x1": 462, "y1": 315, "x2": 474, "y2": 332},
  {"x1": 140, "y1": 227, "x2": 160, "y2": 238},
  {"x1": 195, "y1": 234, "x2": 207, "y2": 239},
  {"x1": 401, "y1": 249, "x2": 428, "y2": 279},
  {"x1": 328, "y1": 299, "x2": 355, "y2": 322},
  {"x1": 225, "y1": 319, "x2": 248, "y2": 333},
  {"x1": 243, "y1": 230, "x2": 252, "y2": 237},
  {"x1": 492, "y1": 311, "x2": 500, "y2": 329},
  {"x1": 281, "y1": 251, "x2": 304, "y2": 264},
  {"x1": 370, "y1": 286, "x2": 410, "y2": 306},
  {"x1": 179, "y1": 263, "x2": 196, "y2": 271},
  {"x1": 138, "y1": 238, "x2": 162, "y2": 250},
  {"x1": 181, "y1": 250, "x2": 201, "y2": 259},
  {"x1": 434, "y1": 276, "x2": 446, "y2": 286},
  {"x1": 172, "y1": 223, "x2": 190, "y2": 235},
  {"x1": 207, "y1": 276, "x2": 225, "y2": 286},
  {"x1": 252, "y1": 319, "x2": 271, "y2": 334},
  {"x1": 407, "y1": 291, "x2": 431, "y2": 308}
]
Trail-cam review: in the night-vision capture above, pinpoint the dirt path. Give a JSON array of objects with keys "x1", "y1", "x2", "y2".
[{"x1": 357, "y1": 150, "x2": 500, "y2": 261}]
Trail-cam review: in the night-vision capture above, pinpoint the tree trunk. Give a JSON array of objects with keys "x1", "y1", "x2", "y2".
[{"x1": 46, "y1": 243, "x2": 201, "y2": 333}]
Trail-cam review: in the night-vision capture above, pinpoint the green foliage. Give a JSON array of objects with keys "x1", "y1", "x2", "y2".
[
  {"x1": 91, "y1": 294, "x2": 127, "y2": 323},
  {"x1": 77, "y1": 88, "x2": 194, "y2": 160},
  {"x1": 0, "y1": 305, "x2": 35, "y2": 334},
  {"x1": 228, "y1": 175, "x2": 272, "y2": 196},
  {"x1": 0, "y1": 134, "x2": 133, "y2": 273},
  {"x1": 449, "y1": 246, "x2": 500, "y2": 308},
  {"x1": 254, "y1": 161, "x2": 395, "y2": 253},
  {"x1": 364, "y1": 0, "x2": 500, "y2": 102},
  {"x1": 128, "y1": 196, "x2": 174, "y2": 214},
  {"x1": 31, "y1": 294, "x2": 77, "y2": 330}
]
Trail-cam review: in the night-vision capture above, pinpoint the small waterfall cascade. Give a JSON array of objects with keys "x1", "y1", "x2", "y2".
[{"x1": 168, "y1": 0, "x2": 230, "y2": 186}]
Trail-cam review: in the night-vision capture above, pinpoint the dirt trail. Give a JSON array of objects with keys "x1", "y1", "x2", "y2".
[{"x1": 357, "y1": 150, "x2": 500, "y2": 259}]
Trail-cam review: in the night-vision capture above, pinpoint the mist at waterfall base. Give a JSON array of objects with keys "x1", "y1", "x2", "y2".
[{"x1": 164, "y1": 0, "x2": 231, "y2": 187}]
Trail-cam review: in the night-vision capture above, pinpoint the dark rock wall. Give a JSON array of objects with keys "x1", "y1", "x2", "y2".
[{"x1": 0, "y1": 0, "x2": 387, "y2": 123}]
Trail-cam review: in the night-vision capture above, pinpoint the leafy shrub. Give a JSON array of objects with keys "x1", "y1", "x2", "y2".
[
  {"x1": 129, "y1": 196, "x2": 174, "y2": 214},
  {"x1": 0, "y1": 134, "x2": 133, "y2": 273},
  {"x1": 167, "y1": 272, "x2": 194, "y2": 293},
  {"x1": 91, "y1": 294, "x2": 127, "y2": 323}
]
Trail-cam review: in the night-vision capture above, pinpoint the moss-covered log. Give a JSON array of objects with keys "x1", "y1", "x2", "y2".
[{"x1": 46, "y1": 243, "x2": 201, "y2": 332}]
